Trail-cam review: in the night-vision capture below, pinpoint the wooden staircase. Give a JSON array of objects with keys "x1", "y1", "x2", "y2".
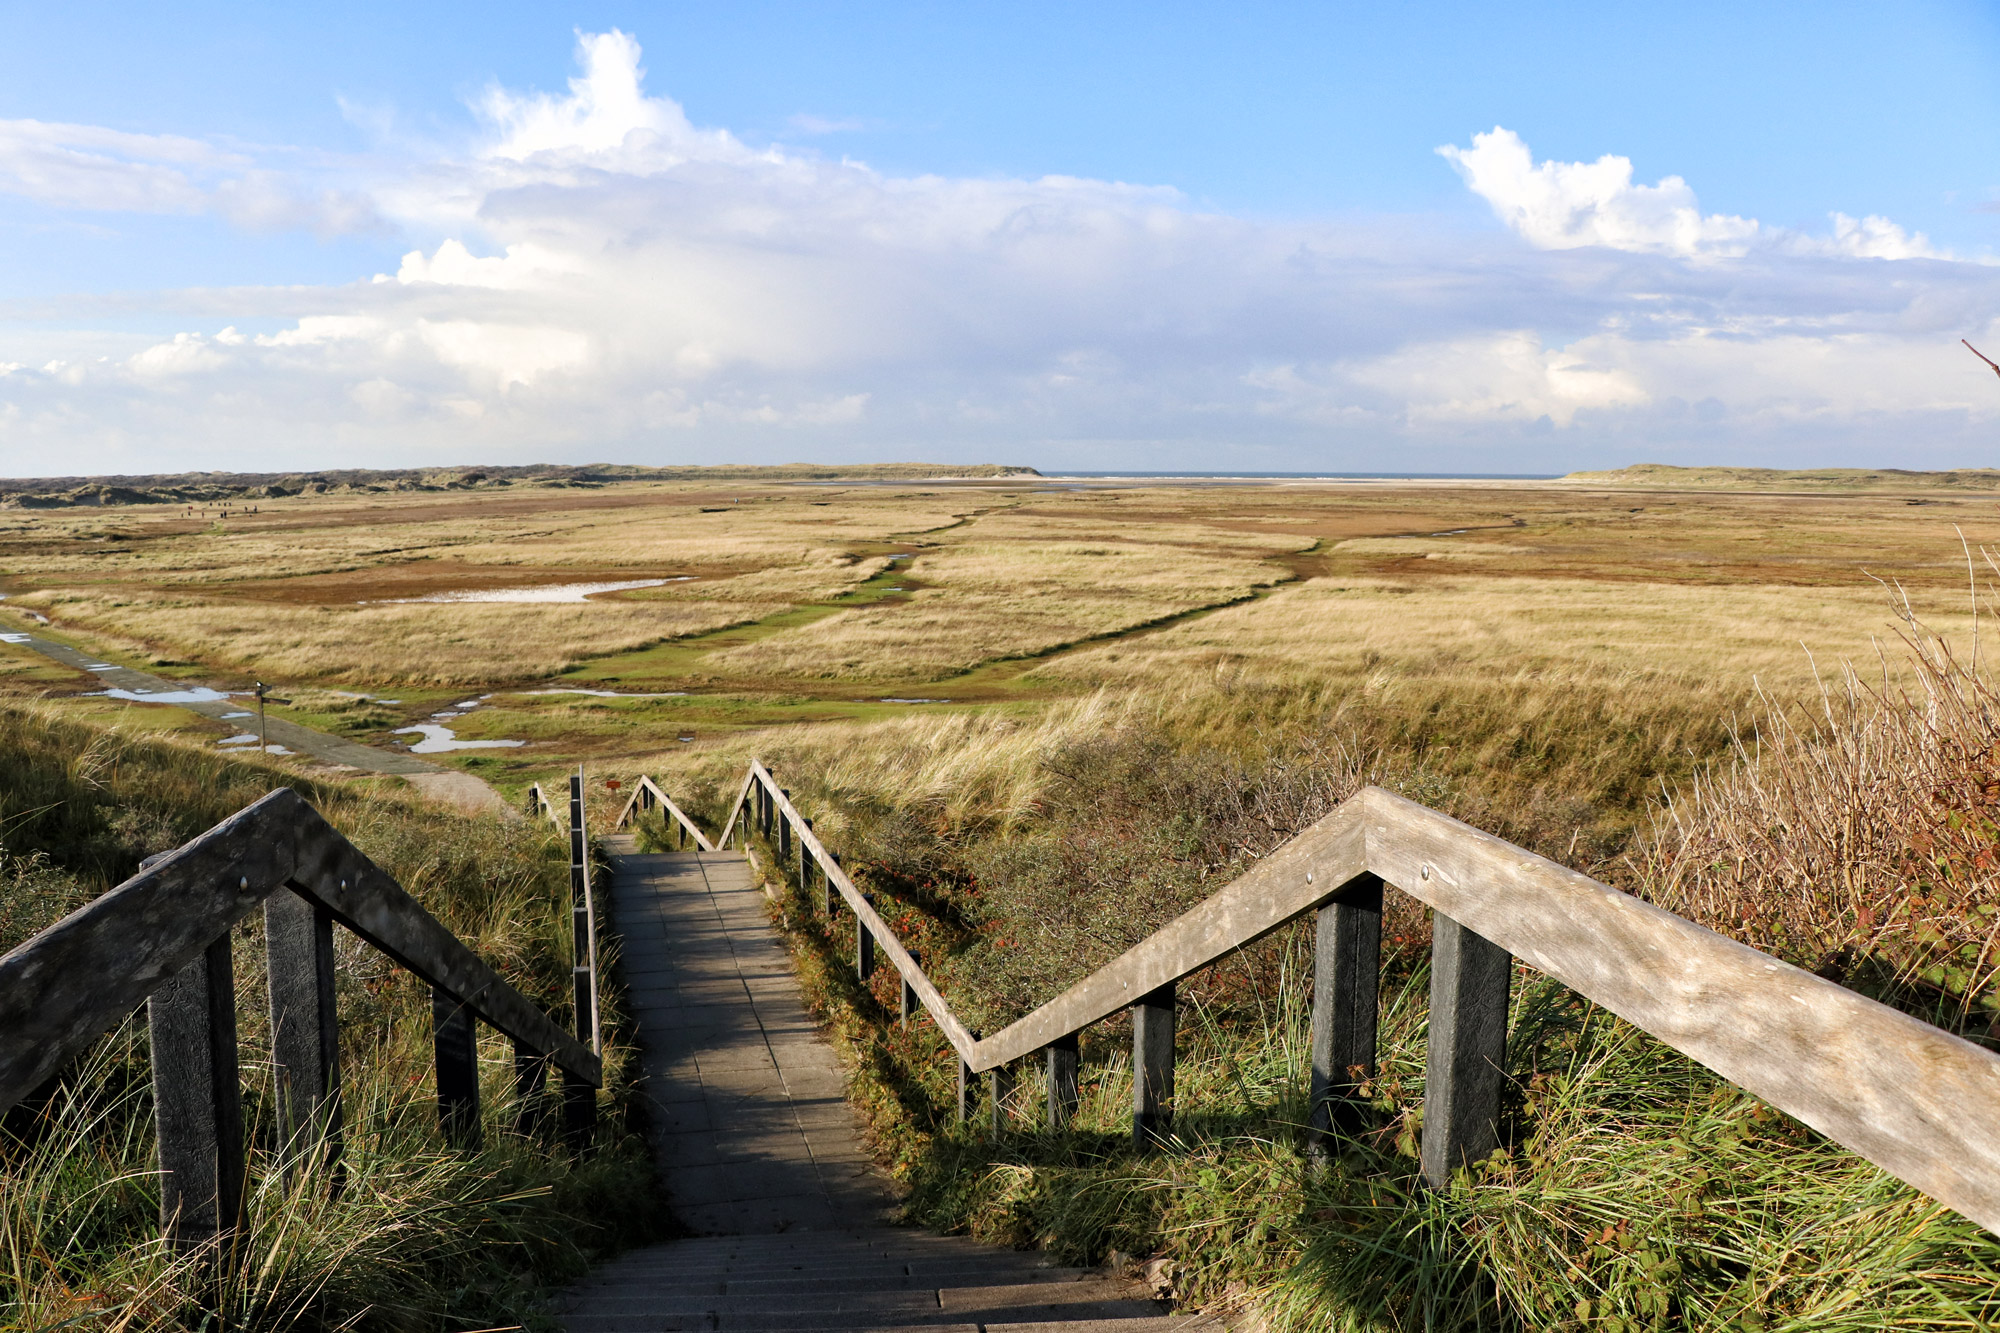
[
  {"x1": 562, "y1": 841, "x2": 1215, "y2": 1333},
  {"x1": 566, "y1": 1230, "x2": 1201, "y2": 1333}
]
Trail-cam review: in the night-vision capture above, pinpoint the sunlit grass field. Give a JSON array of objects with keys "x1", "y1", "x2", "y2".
[
  {"x1": 3, "y1": 473, "x2": 1990, "y2": 806},
  {"x1": 11, "y1": 468, "x2": 2000, "y2": 1329}
]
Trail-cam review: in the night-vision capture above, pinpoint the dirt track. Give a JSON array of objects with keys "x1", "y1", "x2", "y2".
[{"x1": 0, "y1": 630, "x2": 515, "y2": 817}]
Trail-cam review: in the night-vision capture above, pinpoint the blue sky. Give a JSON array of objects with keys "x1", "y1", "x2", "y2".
[{"x1": 0, "y1": 2, "x2": 1996, "y2": 475}]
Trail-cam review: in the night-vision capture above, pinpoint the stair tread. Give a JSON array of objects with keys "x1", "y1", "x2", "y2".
[
  {"x1": 562, "y1": 1312, "x2": 1175, "y2": 1333},
  {"x1": 580, "y1": 1264, "x2": 1104, "y2": 1288}
]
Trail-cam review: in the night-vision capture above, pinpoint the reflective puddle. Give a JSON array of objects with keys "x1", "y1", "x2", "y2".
[
  {"x1": 374, "y1": 577, "x2": 693, "y2": 604},
  {"x1": 392, "y1": 723, "x2": 526, "y2": 754},
  {"x1": 523, "y1": 688, "x2": 690, "y2": 698},
  {"x1": 95, "y1": 686, "x2": 236, "y2": 704}
]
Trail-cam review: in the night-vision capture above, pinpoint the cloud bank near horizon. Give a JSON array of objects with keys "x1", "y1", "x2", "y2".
[{"x1": 1, "y1": 30, "x2": 1995, "y2": 476}]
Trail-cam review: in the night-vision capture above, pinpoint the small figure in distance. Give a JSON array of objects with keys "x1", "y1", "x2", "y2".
[{"x1": 1965, "y1": 339, "x2": 2000, "y2": 383}]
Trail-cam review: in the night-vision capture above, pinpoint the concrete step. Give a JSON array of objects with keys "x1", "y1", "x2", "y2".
[
  {"x1": 984, "y1": 1312, "x2": 1200, "y2": 1320},
  {"x1": 586, "y1": 1255, "x2": 1068, "y2": 1281},
  {"x1": 564, "y1": 1307, "x2": 1172, "y2": 1333},
  {"x1": 576, "y1": 1268, "x2": 1102, "y2": 1298},
  {"x1": 643, "y1": 1233, "x2": 1048, "y2": 1257},
  {"x1": 570, "y1": 1279, "x2": 1140, "y2": 1317},
  {"x1": 589, "y1": 1256, "x2": 1071, "y2": 1284},
  {"x1": 624, "y1": 1232, "x2": 1056, "y2": 1256},
  {"x1": 565, "y1": 1302, "x2": 1163, "y2": 1331},
  {"x1": 938, "y1": 1283, "x2": 1145, "y2": 1313}
]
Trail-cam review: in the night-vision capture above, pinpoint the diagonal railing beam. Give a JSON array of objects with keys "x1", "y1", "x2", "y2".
[
  {"x1": 0, "y1": 788, "x2": 600, "y2": 1118},
  {"x1": 612, "y1": 775, "x2": 715, "y2": 850},
  {"x1": 739, "y1": 761, "x2": 979, "y2": 1058},
  {"x1": 716, "y1": 767, "x2": 2000, "y2": 1235}
]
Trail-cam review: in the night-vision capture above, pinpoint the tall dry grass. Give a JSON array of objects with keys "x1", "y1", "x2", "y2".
[
  {"x1": 706, "y1": 534, "x2": 1282, "y2": 682},
  {"x1": 708, "y1": 569, "x2": 2000, "y2": 1331},
  {"x1": 1644, "y1": 594, "x2": 2000, "y2": 1032},
  {"x1": 14, "y1": 592, "x2": 763, "y2": 685},
  {"x1": 0, "y1": 703, "x2": 665, "y2": 1328}
]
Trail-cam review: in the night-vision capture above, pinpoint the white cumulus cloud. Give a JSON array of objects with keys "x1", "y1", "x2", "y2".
[
  {"x1": 0, "y1": 116, "x2": 381, "y2": 234},
  {"x1": 2, "y1": 34, "x2": 1997, "y2": 475},
  {"x1": 1439, "y1": 126, "x2": 1955, "y2": 264},
  {"x1": 1439, "y1": 127, "x2": 1759, "y2": 257}
]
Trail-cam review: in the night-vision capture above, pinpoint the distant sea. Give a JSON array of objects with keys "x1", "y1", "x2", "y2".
[{"x1": 1044, "y1": 471, "x2": 1564, "y2": 480}]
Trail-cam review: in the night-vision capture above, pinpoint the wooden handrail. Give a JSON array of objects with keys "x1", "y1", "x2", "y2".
[
  {"x1": 525, "y1": 782, "x2": 563, "y2": 825},
  {"x1": 710, "y1": 764, "x2": 2000, "y2": 1235},
  {"x1": 613, "y1": 775, "x2": 715, "y2": 850},
  {"x1": 0, "y1": 787, "x2": 601, "y2": 1252}
]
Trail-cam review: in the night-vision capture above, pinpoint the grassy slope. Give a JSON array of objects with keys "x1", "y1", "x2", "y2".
[
  {"x1": 1563, "y1": 463, "x2": 2000, "y2": 492},
  {"x1": 696, "y1": 669, "x2": 2000, "y2": 1333},
  {"x1": 0, "y1": 704, "x2": 667, "y2": 1331}
]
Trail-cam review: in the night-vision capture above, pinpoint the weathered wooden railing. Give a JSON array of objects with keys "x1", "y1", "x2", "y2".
[
  {"x1": 0, "y1": 788, "x2": 602, "y2": 1254},
  {"x1": 694, "y1": 761, "x2": 2000, "y2": 1235},
  {"x1": 525, "y1": 781, "x2": 563, "y2": 826},
  {"x1": 612, "y1": 775, "x2": 715, "y2": 850}
]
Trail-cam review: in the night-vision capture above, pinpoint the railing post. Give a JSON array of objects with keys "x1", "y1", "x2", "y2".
[
  {"x1": 900, "y1": 953, "x2": 918, "y2": 1025},
  {"x1": 857, "y1": 898, "x2": 876, "y2": 983},
  {"x1": 562, "y1": 1067, "x2": 597, "y2": 1151},
  {"x1": 513, "y1": 1039, "x2": 550, "y2": 1138},
  {"x1": 825, "y1": 849, "x2": 840, "y2": 916},
  {"x1": 1132, "y1": 982, "x2": 1175, "y2": 1149},
  {"x1": 778, "y1": 797, "x2": 792, "y2": 862},
  {"x1": 1421, "y1": 912, "x2": 1512, "y2": 1187},
  {"x1": 1047, "y1": 1032, "x2": 1079, "y2": 1129},
  {"x1": 150, "y1": 936, "x2": 244, "y2": 1256},
  {"x1": 957, "y1": 1031, "x2": 979, "y2": 1124},
  {"x1": 433, "y1": 987, "x2": 482, "y2": 1150},
  {"x1": 265, "y1": 887, "x2": 341, "y2": 1171},
  {"x1": 799, "y1": 816, "x2": 813, "y2": 897},
  {"x1": 987, "y1": 1063, "x2": 1012, "y2": 1139},
  {"x1": 570, "y1": 769, "x2": 600, "y2": 1056},
  {"x1": 1310, "y1": 874, "x2": 1383, "y2": 1155}
]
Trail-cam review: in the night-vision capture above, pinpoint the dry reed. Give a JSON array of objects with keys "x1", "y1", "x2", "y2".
[{"x1": 1645, "y1": 586, "x2": 2000, "y2": 1029}]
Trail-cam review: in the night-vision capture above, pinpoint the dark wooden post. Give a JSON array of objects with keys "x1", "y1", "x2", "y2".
[
  {"x1": 956, "y1": 1030, "x2": 979, "y2": 1124},
  {"x1": 778, "y1": 797, "x2": 792, "y2": 862},
  {"x1": 265, "y1": 887, "x2": 341, "y2": 1169},
  {"x1": 857, "y1": 899, "x2": 876, "y2": 983},
  {"x1": 987, "y1": 1063, "x2": 1012, "y2": 1139},
  {"x1": 433, "y1": 988, "x2": 482, "y2": 1150},
  {"x1": 562, "y1": 1066, "x2": 597, "y2": 1151},
  {"x1": 900, "y1": 960, "x2": 918, "y2": 1026},
  {"x1": 569, "y1": 770, "x2": 599, "y2": 1057},
  {"x1": 799, "y1": 817, "x2": 813, "y2": 898},
  {"x1": 824, "y1": 849, "x2": 840, "y2": 917},
  {"x1": 1309, "y1": 875, "x2": 1383, "y2": 1155},
  {"x1": 1047, "y1": 1032, "x2": 1080, "y2": 1129},
  {"x1": 1421, "y1": 913, "x2": 1512, "y2": 1187},
  {"x1": 1132, "y1": 982, "x2": 1175, "y2": 1149},
  {"x1": 513, "y1": 1039, "x2": 550, "y2": 1137},
  {"x1": 149, "y1": 936, "x2": 244, "y2": 1254}
]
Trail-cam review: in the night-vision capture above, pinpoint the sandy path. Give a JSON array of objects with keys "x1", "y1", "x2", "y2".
[{"x1": 3, "y1": 628, "x2": 516, "y2": 817}]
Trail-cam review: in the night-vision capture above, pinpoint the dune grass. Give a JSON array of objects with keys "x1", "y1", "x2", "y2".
[
  {"x1": 763, "y1": 807, "x2": 2000, "y2": 1333},
  {"x1": 687, "y1": 589, "x2": 2000, "y2": 1332},
  {"x1": 0, "y1": 703, "x2": 666, "y2": 1330}
]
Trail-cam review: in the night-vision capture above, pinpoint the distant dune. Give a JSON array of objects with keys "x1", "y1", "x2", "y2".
[
  {"x1": 0, "y1": 461, "x2": 1041, "y2": 508},
  {"x1": 1563, "y1": 462, "x2": 2000, "y2": 493}
]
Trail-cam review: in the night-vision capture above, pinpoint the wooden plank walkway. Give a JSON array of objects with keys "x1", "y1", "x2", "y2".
[
  {"x1": 607, "y1": 842, "x2": 895, "y2": 1232},
  {"x1": 564, "y1": 843, "x2": 1214, "y2": 1333}
]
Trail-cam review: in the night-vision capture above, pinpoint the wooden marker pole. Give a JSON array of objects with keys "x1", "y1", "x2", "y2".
[{"x1": 566, "y1": 769, "x2": 599, "y2": 1148}]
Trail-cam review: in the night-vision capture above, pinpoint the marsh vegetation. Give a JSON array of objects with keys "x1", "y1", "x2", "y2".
[
  {"x1": 0, "y1": 705, "x2": 664, "y2": 1329},
  {"x1": 8, "y1": 469, "x2": 2000, "y2": 1328}
]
